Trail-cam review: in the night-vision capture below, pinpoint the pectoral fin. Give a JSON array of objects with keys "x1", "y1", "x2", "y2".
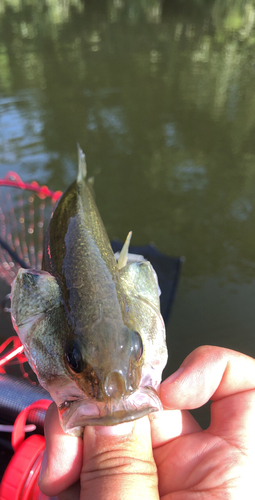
[
  {"x1": 11, "y1": 269, "x2": 61, "y2": 341},
  {"x1": 119, "y1": 260, "x2": 160, "y2": 310}
]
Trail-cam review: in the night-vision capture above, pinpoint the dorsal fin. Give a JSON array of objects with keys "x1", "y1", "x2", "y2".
[
  {"x1": 117, "y1": 231, "x2": 132, "y2": 270},
  {"x1": 77, "y1": 144, "x2": 87, "y2": 182}
]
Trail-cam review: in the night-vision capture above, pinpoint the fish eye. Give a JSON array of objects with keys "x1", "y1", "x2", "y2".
[
  {"x1": 131, "y1": 331, "x2": 143, "y2": 361},
  {"x1": 65, "y1": 342, "x2": 85, "y2": 373}
]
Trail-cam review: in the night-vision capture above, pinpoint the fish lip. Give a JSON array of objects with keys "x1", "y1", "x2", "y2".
[
  {"x1": 58, "y1": 386, "x2": 162, "y2": 434},
  {"x1": 66, "y1": 406, "x2": 158, "y2": 429}
]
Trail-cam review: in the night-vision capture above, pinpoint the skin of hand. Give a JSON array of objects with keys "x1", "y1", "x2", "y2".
[{"x1": 38, "y1": 346, "x2": 255, "y2": 500}]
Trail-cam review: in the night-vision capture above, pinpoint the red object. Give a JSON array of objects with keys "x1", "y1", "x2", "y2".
[
  {"x1": 0, "y1": 337, "x2": 25, "y2": 374},
  {"x1": 0, "y1": 170, "x2": 62, "y2": 380},
  {"x1": 0, "y1": 172, "x2": 62, "y2": 202},
  {"x1": 0, "y1": 400, "x2": 51, "y2": 500}
]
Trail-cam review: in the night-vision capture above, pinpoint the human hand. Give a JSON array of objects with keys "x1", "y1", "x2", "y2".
[{"x1": 39, "y1": 346, "x2": 255, "y2": 499}]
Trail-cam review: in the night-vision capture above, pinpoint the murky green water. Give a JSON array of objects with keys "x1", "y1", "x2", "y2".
[{"x1": 1, "y1": 0, "x2": 255, "y2": 397}]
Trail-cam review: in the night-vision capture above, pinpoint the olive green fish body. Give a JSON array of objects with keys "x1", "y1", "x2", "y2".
[
  {"x1": 11, "y1": 148, "x2": 168, "y2": 436},
  {"x1": 43, "y1": 172, "x2": 122, "y2": 327}
]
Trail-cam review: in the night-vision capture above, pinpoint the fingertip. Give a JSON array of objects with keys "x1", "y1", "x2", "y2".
[
  {"x1": 82, "y1": 416, "x2": 153, "y2": 468},
  {"x1": 44, "y1": 401, "x2": 60, "y2": 431},
  {"x1": 39, "y1": 402, "x2": 83, "y2": 496},
  {"x1": 150, "y1": 408, "x2": 201, "y2": 449},
  {"x1": 80, "y1": 416, "x2": 157, "y2": 500},
  {"x1": 159, "y1": 345, "x2": 217, "y2": 410},
  {"x1": 160, "y1": 345, "x2": 255, "y2": 412},
  {"x1": 93, "y1": 420, "x2": 135, "y2": 436}
]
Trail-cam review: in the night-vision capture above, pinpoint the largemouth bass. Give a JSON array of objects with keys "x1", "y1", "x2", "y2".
[{"x1": 11, "y1": 148, "x2": 168, "y2": 436}]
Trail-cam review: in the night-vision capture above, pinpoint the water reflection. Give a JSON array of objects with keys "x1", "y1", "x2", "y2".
[
  {"x1": 0, "y1": 91, "x2": 59, "y2": 180},
  {"x1": 230, "y1": 198, "x2": 253, "y2": 222},
  {"x1": 169, "y1": 162, "x2": 208, "y2": 192},
  {"x1": 1, "y1": 0, "x2": 255, "y2": 362}
]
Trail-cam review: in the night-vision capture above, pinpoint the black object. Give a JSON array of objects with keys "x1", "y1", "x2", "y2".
[{"x1": 0, "y1": 374, "x2": 52, "y2": 431}]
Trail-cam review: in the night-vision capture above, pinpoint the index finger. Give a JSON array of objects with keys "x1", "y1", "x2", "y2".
[
  {"x1": 160, "y1": 345, "x2": 255, "y2": 406},
  {"x1": 160, "y1": 346, "x2": 255, "y2": 453}
]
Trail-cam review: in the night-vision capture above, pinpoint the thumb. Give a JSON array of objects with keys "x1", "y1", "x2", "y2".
[
  {"x1": 81, "y1": 417, "x2": 159, "y2": 500},
  {"x1": 39, "y1": 403, "x2": 158, "y2": 500}
]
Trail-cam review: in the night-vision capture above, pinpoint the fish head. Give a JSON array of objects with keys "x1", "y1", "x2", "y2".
[
  {"x1": 64, "y1": 316, "x2": 143, "y2": 401},
  {"x1": 10, "y1": 268, "x2": 145, "y2": 434}
]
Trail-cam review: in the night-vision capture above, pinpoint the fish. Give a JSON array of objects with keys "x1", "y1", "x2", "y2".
[{"x1": 11, "y1": 147, "x2": 168, "y2": 436}]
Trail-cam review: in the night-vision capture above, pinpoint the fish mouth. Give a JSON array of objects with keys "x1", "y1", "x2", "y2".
[{"x1": 58, "y1": 386, "x2": 162, "y2": 436}]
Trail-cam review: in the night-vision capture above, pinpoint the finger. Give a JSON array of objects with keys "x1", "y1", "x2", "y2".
[
  {"x1": 39, "y1": 402, "x2": 83, "y2": 498},
  {"x1": 160, "y1": 345, "x2": 255, "y2": 409},
  {"x1": 80, "y1": 416, "x2": 159, "y2": 500},
  {"x1": 160, "y1": 345, "x2": 255, "y2": 454},
  {"x1": 150, "y1": 409, "x2": 201, "y2": 449}
]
